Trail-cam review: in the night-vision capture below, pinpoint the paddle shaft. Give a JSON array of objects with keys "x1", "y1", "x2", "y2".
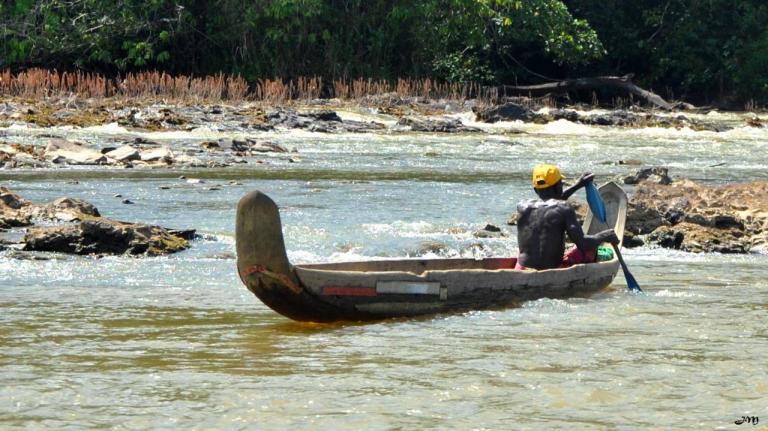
[{"x1": 612, "y1": 244, "x2": 641, "y2": 292}]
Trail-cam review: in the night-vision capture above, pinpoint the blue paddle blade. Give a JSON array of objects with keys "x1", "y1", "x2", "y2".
[
  {"x1": 625, "y1": 270, "x2": 642, "y2": 292},
  {"x1": 585, "y1": 182, "x2": 643, "y2": 293},
  {"x1": 585, "y1": 182, "x2": 607, "y2": 223}
]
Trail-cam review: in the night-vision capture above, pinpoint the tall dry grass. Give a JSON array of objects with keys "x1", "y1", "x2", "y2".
[{"x1": 0, "y1": 68, "x2": 497, "y2": 104}]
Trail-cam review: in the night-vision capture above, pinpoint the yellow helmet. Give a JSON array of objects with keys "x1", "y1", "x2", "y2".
[{"x1": 532, "y1": 164, "x2": 564, "y2": 189}]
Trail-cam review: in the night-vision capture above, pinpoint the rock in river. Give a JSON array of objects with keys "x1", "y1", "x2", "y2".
[
  {"x1": 396, "y1": 117, "x2": 481, "y2": 133},
  {"x1": 473, "y1": 103, "x2": 538, "y2": 123},
  {"x1": 1, "y1": 187, "x2": 193, "y2": 256},
  {"x1": 139, "y1": 146, "x2": 174, "y2": 163},
  {"x1": 23, "y1": 218, "x2": 191, "y2": 256},
  {"x1": 627, "y1": 177, "x2": 768, "y2": 253},
  {"x1": 0, "y1": 187, "x2": 33, "y2": 228},
  {"x1": 105, "y1": 145, "x2": 141, "y2": 162},
  {"x1": 45, "y1": 139, "x2": 107, "y2": 165},
  {"x1": 623, "y1": 166, "x2": 672, "y2": 185}
]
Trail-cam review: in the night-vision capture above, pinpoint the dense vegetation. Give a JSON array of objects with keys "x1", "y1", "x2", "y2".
[{"x1": 1, "y1": 0, "x2": 766, "y2": 106}]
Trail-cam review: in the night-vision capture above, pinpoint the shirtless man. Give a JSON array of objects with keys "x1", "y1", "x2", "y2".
[{"x1": 515, "y1": 164, "x2": 619, "y2": 270}]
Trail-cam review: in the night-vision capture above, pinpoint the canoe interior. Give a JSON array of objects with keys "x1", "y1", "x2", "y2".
[
  {"x1": 295, "y1": 257, "x2": 518, "y2": 274},
  {"x1": 583, "y1": 181, "x2": 627, "y2": 246}
]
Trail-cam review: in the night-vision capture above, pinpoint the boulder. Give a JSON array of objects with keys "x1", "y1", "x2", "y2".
[
  {"x1": 0, "y1": 143, "x2": 20, "y2": 156},
  {"x1": 174, "y1": 154, "x2": 207, "y2": 167},
  {"x1": 623, "y1": 167, "x2": 672, "y2": 185},
  {"x1": 396, "y1": 117, "x2": 482, "y2": 133},
  {"x1": 265, "y1": 107, "x2": 383, "y2": 133},
  {"x1": 249, "y1": 141, "x2": 289, "y2": 153},
  {"x1": 474, "y1": 103, "x2": 537, "y2": 123},
  {"x1": 473, "y1": 224, "x2": 505, "y2": 238},
  {"x1": 414, "y1": 240, "x2": 449, "y2": 255},
  {"x1": 623, "y1": 231, "x2": 645, "y2": 248},
  {"x1": 0, "y1": 187, "x2": 31, "y2": 211},
  {"x1": 105, "y1": 145, "x2": 140, "y2": 162},
  {"x1": 202, "y1": 138, "x2": 290, "y2": 155},
  {"x1": 45, "y1": 139, "x2": 106, "y2": 165},
  {"x1": 140, "y1": 146, "x2": 173, "y2": 163},
  {"x1": 29, "y1": 197, "x2": 101, "y2": 222},
  {"x1": 266, "y1": 108, "x2": 311, "y2": 129},
  {"x1": 305, "y1": 110, "x2": 342, "y2": 122},
  {"x1": 548, "y1": 109, "x2": 579, "y2": 122},
  {"x1": 1, "y1": 187, "x2": 194, "y2": 256},
  {"x1": 0, "y1": 187, "x2": 33, "y2": 228},
  {"x1": 23, "y1": 218, "x2": 192, "y2": 256},
  {"x1": 649, "y1": 223, "x2": 748, "y2": 254}
]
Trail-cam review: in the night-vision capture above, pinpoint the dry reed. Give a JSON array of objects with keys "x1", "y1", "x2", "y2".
[{"x1": 1, "y1": 68, "x2": 501, "y2": 105}]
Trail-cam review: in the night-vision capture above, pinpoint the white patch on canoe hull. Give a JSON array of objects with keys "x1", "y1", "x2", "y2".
[{"x1": 376, "y1": 281, "x2": 441, "y2": 296}]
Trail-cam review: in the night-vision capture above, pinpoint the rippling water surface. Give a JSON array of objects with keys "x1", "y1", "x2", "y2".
[{"x1": 1, "y1": 112, "x2": 767, "y2": 430}]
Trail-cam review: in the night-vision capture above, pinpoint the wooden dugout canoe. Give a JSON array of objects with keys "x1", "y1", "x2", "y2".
[{"x1": 236, "y1": 182, "x2": 627, "y2": 322}]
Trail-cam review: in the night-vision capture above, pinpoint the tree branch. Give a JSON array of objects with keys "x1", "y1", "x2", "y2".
[{"x1": 501, "y1": 75, "x2": 674, "y2": 110}]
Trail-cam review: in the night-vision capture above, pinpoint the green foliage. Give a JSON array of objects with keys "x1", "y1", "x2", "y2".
[
  {"x1": 566, "y1": 0, "x2": 768, "y2": 104},
  {"x1": 2, "y1": 0, "x2": 768, "y2": 104},
  {"x1": 0, "y1": 0, "x2": 601, "y2": 81},
  {"x1": 1, "y1": 0, "x2": 181, "y2": 71},
  {"x1": 433, "y1": 52, "x2": 497, "y2": 83}
]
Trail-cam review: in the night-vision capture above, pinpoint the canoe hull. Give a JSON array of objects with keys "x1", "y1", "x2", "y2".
[{"x1": 240, "y1": 257, "x2": 618, "y2": 321}]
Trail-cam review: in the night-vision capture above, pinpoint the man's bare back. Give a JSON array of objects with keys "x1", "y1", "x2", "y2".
[{"x1": 516, "y1": 199, "x2": 573, "y2": 269}]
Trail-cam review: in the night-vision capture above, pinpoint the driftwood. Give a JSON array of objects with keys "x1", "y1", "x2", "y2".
[{"x1": 502, "y1": 74, "x2": 673, "y2": 110}]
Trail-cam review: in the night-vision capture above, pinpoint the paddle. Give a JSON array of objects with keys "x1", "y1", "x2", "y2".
[{"x1": 585, "y1": 181, "x2": 642, "y2": 292}]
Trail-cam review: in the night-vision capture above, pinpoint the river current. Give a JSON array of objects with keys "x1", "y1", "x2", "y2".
[{"x1": 1, "y1": 109, "x2": 766, "y2": 430}]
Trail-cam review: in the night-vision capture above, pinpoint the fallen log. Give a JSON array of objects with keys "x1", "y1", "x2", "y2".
[{"x1": 501, "y1": 74, "x2": 674, "y2": 110}]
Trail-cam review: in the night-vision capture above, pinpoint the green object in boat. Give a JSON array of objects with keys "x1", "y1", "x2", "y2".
[{"x1": 597, "y1": 245, "x2": 614, "y2": 262}]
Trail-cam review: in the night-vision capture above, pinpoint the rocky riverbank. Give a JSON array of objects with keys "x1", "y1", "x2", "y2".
[{"x1": 0, "y1": 187, "x2": 194, "y2": 256}]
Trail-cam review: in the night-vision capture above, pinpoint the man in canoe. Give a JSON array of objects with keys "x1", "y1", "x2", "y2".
[{"x1": 515, "y1": 164, "x2": 619, "y2": 270}]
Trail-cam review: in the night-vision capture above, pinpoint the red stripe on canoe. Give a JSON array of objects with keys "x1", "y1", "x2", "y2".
[{"x1": 322, "y1": 286, "x2": 377, "y2": 297}]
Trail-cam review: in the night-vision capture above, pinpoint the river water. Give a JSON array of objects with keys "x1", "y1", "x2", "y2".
[{"x1": 1, "y1": 109, "x2": 766, "y2": 430}]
